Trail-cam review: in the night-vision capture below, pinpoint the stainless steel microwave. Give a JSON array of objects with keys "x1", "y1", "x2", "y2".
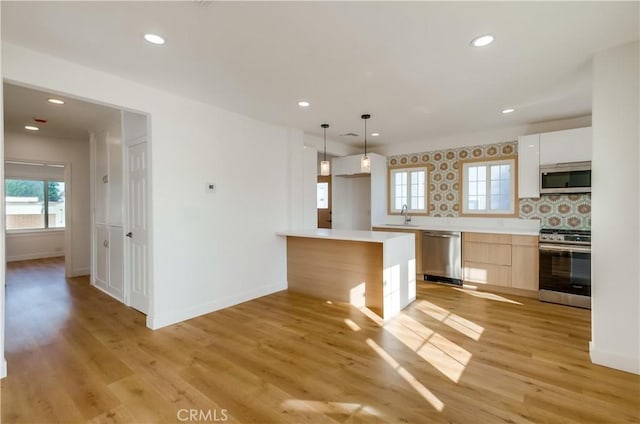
[{"x1": 540, "y1": 161, "x2": 591, "y2": 194}]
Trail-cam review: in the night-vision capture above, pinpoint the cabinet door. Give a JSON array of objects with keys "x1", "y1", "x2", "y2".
[
  {"x1": 539, "y1": 127, "x2": 592, "y2": 165},
  {"x1": 108, "y1": 131, "x2": 123, "y2": 226},
  {"x1": 108, "y1": 227, "x2": 124, "y2": 301},
  {"x1": 333, "y1": 154, "x2": 364, "y2": 176},
  {"x1": 511, "y1": 236, "x2": 539, "y2": 291},
  {"x1": 518, "y1": 134, "x2": 540, "y2": 198},
  {"x1": 95, "y1": 226, "x2": 109, "y2": 290},
  {"x1": 94, "y1": 131, "x2": 109, "y2": 225}
]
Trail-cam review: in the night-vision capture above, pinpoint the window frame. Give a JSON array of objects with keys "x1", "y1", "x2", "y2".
[
  {"x1": 5, "y1": 177, "x2": 66, "y2": 232},
  {"x1": 459, "y1": 156, "x2": 518, "y2": 217},
  {"x1": 387, "y1": 165, "x2": 429, "y2": 215}
]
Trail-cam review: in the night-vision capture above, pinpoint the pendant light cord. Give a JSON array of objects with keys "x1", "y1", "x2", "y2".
[
  {"x1": 323, "y1": 126, "x2": 327, "y2": 161},
  {"x1": 321, "y1": 123, "x2": 329, "y2": 161},
  {"x1": 361, "y1": 114, "x2": 371, "y2": 156},
  {"x1": 364, "y1": 119, "x2": 367, "y2": 155}
]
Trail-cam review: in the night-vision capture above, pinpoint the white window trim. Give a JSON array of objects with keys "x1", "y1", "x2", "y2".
[
  {"x1": 461, "y1": 158, "x2": 516, "y2": 216},
  {"x1": 389, "y1": 166, "x2": 428, "y2": 214}
]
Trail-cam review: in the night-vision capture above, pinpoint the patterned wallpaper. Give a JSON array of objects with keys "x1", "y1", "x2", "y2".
[
  {"x1": 387, "y1": 140, "x2": 591, "y2": 230},
  {"x1": 388, "y1": 141, "x2": 517, "y2": 217},
  {"x1": 520, "y1": 194, "x2": 591, "y2": 230}
]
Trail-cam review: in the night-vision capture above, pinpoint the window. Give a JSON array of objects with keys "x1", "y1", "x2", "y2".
[
  {"x1": 461, "y1": 158, "x2": 515, "y2": 215},
  {"x1": 389, "y1": 167, "x2": 428, "y2": 213},
  {"x1": 5, "y1": 179, "x2": 65, "y2": 230}
]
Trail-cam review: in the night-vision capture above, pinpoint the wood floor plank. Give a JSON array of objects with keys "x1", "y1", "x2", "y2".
[{"x1": 2, "y1": 258, "x2": 639, "y2": 423}]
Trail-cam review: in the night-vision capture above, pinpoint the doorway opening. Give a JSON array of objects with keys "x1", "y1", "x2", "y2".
[{"x1": 2, "y1": 82, "x2": 151, "y2": 325}]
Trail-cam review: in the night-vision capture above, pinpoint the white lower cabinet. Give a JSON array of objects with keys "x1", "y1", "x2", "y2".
[{"x1": 94, "y1": 225, "x2": 124, "y2": 301}]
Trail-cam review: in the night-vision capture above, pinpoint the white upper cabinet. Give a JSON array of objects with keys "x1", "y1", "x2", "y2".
[
  {"x1": 517, "y1": 127, "x2": 592, "y2": 199},
  {"x1": 539, "y1": 127, "x2": 592, "y2": 165},
  {"x1": 92, "y1": 120, "x2": 123, "y2": 226},
  {"x1": 332, "y1": 154, "x2": 367, "y2": 176},
  {"x1": 517, "y1": 134, "x2": 540, "y2": 198}
]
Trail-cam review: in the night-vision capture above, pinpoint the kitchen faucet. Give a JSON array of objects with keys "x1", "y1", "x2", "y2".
[{"x1": 401, "y1": 204, "x2": 411, "y2": 225}]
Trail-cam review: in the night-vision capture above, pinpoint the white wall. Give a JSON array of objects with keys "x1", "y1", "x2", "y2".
[
  {"x1": 591, "y1": 41, "x2": 639, "y2": 374},
  {"x1": 4, "y1": 132, "x2": 91, "y2": 275},
  {"x1": 5, "y1": 231, "x2": 64, "y2": 262},
  {"x1": 1, "y1": 42, "x2": 308, "y2": 331},
  {"x1": 332, "y1": 174, "x2": 371, "y2": 230},
  {"x1": 302, "y1": 146, "x2": 318, "y2": 229}
]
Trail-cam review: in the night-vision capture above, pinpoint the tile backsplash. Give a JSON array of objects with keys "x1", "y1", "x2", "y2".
[
  {"x1": 388, "y1": 141, "x2": 517, "y2": 217},
  {"x1": 519, "y1": 194, "x2": 591, "y2": 230},
  {"x1": 387, "y1": 140, "x2": 591, "y2": 229}
]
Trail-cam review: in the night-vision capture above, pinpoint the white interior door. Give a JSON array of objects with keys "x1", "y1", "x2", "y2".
[{"x1": 125, "y1": 140, "x2": 149, "y2": 314}]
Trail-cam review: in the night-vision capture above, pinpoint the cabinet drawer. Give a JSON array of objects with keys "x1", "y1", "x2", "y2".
[
  {"x1": 463, "y1": 261, "x2": 512, "y2": 287},
  {"x1": 463, "y1": 232, "x2": 512, "y2": 244},
  {"x1": 511, "y1": 235, "x2": 538, "y2": 247},
  {"x1": 464, "y1": 241, "x2": 512, "y2": 266}
]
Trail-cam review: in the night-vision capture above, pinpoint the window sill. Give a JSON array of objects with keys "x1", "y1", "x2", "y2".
[
  {"x1": 6, "y1": 228, "x2": 65, "y2": 237},
  {"x1": 460, "y1": 212, "x2": 517, "y2": 218}
]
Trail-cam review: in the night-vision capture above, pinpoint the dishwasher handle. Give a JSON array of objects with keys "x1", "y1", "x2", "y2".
[{"x1": 423, "y1": 231, "x2": 461, "y2": 238}]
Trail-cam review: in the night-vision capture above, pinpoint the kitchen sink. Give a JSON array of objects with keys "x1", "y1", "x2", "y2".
[{"x1": 384, "y1": 223, "x2": 420, "y2": 227}]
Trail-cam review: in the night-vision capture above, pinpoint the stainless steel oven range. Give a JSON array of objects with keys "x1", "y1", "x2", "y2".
[{"x1": 539, "y1": 229, "x2": 591, "y2": 309}]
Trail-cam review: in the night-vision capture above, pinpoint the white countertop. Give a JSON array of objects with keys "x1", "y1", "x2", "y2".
[
  {"x1": 372, "y1": 218, "x2": 540, "y2": 236},
  {"x1": 277, "y1": 228, "x2": 415, "y2": 243}
]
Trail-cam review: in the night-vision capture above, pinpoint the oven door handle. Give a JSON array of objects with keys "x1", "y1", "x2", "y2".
[{"x1": 539, "y1": 244, "x2": 591, "y2": 254}]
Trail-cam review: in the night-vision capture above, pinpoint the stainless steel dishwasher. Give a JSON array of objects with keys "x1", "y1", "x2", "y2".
[{"x1": 422, "y1": 231, "x2": 463, "y2": 286}]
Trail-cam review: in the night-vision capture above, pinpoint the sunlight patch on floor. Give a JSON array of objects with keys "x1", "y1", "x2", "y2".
[
  {"x1": 415, "y1": 300, "x2": 485, "y2": 340},
  {"x1": 385, "y1": 315, "x2": 471, "y2": 383},
  {"x1": 344, "y1": 318, "x2": 361, "y2": 332},
  {"x1": 280, "y1": 399, "x2": 381, "y2": 419},
  {"x1": 366, "y1": 338, "x2": 445, "y2": 411},
  {"x1": 358, "y1": 306, "x2": 385, "y2": 326},
  {"x1": 452, "y1": 287, "x2": 523, "y2": 305}
]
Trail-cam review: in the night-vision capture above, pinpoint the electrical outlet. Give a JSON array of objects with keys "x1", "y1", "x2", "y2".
[{"x1": 206, "y1": 182, "x2": 216, "y2": 193}]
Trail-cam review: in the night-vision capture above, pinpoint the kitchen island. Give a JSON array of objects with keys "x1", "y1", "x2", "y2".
[{"x1": 277, "y1": 229, "x2": 416, "y2": 320}]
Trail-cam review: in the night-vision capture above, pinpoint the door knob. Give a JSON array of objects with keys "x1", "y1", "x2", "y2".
[{"x1": 126, "y1": 232, "x2": 133, "y2": 238}]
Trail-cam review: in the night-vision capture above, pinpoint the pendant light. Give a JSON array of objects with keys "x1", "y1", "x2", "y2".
[
  {"x1": 360, "y1": 114, "x2": 371, "y2": 173},
  {"x1": 320, "y1": 123, "x2": 331, "y2": 176}
]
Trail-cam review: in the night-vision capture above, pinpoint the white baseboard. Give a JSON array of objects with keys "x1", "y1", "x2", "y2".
[
  {"x1": 69, "y1": 267, "x2": 90, "y2": 277},
  {"x1": 148, "y1": 281, "x2": 287, "y2": 330},
  {"x1": 6, "y1": 252, "x2": 64, "y2": 262},
  {"x1": 590, "y1": 341, "x2": 640, "y2": 375},
  {"x1": 1, "y1": 357, "x2": 7, "y2": 378}
]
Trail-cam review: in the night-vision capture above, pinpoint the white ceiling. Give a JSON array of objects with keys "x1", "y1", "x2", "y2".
[
  {"x1": 2, "y1": 1, "x2": 638, "y2": 146},
  {"x1": 3, "y1": 83, "x2": 120, "y2": 140}
]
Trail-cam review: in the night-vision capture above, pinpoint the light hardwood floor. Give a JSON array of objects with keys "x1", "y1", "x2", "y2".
[{"x1": 1, "y1": 258, "x2": 638, "y2": 423}]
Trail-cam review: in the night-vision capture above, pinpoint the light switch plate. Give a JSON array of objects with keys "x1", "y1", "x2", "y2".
[{"x1": 206, "y1": 182, "x2": 216, "y2": 193}]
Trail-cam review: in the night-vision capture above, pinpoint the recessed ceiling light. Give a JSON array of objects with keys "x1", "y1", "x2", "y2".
[
  {"x1": 471, "y1": 34, "x2": 494, "y2": 47},
  {"x1": 501, "y1": 108, "x2": 515, "y2": 114},
  {"x1": 48, "y1": 98, "x2": 65, "y2": 105},
  {"x1": 25, "y1": 125, "x2": 39, "y2": 131},
  {"x1": 371, "y1": 132, "x2": 380, "y2": 137},
  {"x1": 297, "y1": 100, "x2": 310, "y2": 108},
  {"x1": 144, "y1": 33, "x2": 165, "y2": 45}
]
